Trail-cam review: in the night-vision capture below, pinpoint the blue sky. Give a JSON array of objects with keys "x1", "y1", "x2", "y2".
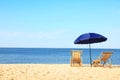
[{"x1": 0, "y1": 0, "x2": 120, "y2": 48}]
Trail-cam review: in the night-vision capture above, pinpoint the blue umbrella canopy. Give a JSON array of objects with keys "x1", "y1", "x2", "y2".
[
  {"x1": 74, "y1": 33, "x2": 107, "y2": 44},
  {"x1": 74, "y1": 33, "x2": 107, "y2": 67}
]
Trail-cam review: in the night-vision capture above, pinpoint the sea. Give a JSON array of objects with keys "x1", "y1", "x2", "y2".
[{"x1": 0, "y1": 48, "x2": 120, "y2": 64}]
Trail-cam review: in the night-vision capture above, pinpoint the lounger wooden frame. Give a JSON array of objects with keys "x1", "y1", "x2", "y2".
[
  {"x1": 92, "y1": 52, "x2": 113, "y2": 67},
  {"x1": 70, "y1": 50, "x2": 82, "y2": 67}
]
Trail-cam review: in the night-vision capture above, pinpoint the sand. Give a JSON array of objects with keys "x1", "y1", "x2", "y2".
[{"x1": 0, "y1": 64, "x2": 120, "y2": 80}]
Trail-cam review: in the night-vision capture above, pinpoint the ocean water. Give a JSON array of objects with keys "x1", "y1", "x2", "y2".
[{"x1": 0, "y1": 48, "x2": 120, "y2": 64}]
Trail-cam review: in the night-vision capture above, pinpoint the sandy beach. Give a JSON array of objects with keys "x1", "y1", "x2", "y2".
[{"x1": 0, "y1": 64, "x2": 120, "y2": 80}]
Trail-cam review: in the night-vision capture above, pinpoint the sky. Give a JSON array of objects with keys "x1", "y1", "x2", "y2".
[{"x1": 0, "y1": 0, "x2": 120, "y2": 48}]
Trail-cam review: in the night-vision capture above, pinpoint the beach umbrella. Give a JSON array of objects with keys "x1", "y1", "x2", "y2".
[{"x1": 74, "y1": 33, "x2": 107, "y2": 67}]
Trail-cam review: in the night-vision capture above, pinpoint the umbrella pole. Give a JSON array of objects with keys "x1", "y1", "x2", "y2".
[{"x1": 89, "y1": 44, "x2": 92, "y2": 67}]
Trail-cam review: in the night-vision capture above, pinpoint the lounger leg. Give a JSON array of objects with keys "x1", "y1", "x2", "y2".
[
  {"x1": 109, "y1": 59, "x2": 112, "y2": 68},
  {"x1": 70, "y1": 59, "x2": 73, "y2": 66},
  {"x1": 103, "y1": 61, "x2": 107, "y2": 67}
]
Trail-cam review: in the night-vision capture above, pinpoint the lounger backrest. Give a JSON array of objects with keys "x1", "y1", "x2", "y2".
[
  {"x1": 71, "y1": 50, "x2": 82, "y2": 60},
  {"x1": 101, "y1": 52, "x2": 113, "y2": 62}
]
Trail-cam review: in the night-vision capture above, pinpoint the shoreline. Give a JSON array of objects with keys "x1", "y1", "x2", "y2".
[
  {"x1": 0, "y1": 63, "x2": 120, "y2": 66},
  {"x1": 0, "y1": 64, "x2": 120, "y2": 80}
]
